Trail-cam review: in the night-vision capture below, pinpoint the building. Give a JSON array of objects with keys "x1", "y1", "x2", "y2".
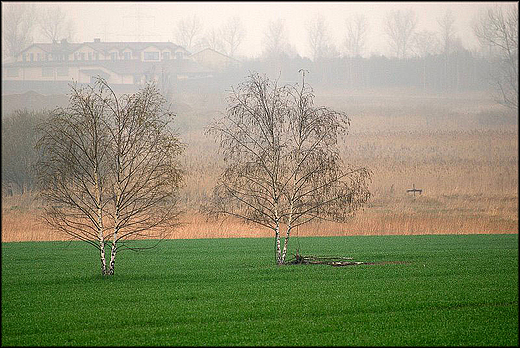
[{"x1": 2, "y1": 39, "x2": 215, "y2": 94}]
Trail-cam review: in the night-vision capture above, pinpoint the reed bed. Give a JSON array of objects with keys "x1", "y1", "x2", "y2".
[{"x1": 2, "y1": 93, "x2": 518, "y2": 242}]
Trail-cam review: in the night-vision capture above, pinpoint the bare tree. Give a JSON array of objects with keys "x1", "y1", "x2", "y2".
[
  {"x1": 412, "y1": 30, "x2": 439, "y2": 57},
  {"x1": 343, "y1": 14, "x2": 369, "y2": 57},
  {"x1": 437, "y1": 9, "x2": 457, "y2": 57},
  {"x1": 411, "y1": 30, "x2": 439, "y2": 91},
  {"x1": 204, "y1": 72, "x2": 371, "y2": 265},
  {"x1": 35, "y1": 79, "x2": 184, "y2": 276},
  {"x1": 384, "y1": 9, "x2": 418, "y2": 59},
  {"x1": 220, "y1": 16, "x2": 245, "y2": 57},
  {"x1": 306, "y1": 14, "x2": 338, "y2": 60},
  {"x1": 2, "y1": 109, "x2": 48, "y2": 195},
  {"x1": 261, "y1": 18, "x2": 296, "y2": 59},
  {"x1": 473, "y1": 4, "x2": 518, "y2": 110},
  {"x1": 174, "y1": 15, "x2": 203, "y2": 52},
  {"x1": 1, "y1": 2, "x2": 36, "y2": 58},
  {"x1": 199, "y1": 27, "x2": 223, "y2": 52},
  {"x1": 38, "y1": 4, "x2": 75, "y2": 43}
]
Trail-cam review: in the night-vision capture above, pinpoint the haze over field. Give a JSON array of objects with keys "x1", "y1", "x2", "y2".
[
  {"x1": 1, "y1": 1, "x2": 518, "y2": 241},
  {"x1": 1, "y1": 1, "x2": 512, "y2": 59}
]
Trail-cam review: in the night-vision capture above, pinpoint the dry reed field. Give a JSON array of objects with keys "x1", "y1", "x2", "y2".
[{"x1": 2, "y1": 91, "x2": 518, "y2": 242}]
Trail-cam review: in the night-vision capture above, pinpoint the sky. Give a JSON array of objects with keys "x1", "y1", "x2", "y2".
[{"x1": 15, "y1": 1, "x2": 512, "y2": 58}]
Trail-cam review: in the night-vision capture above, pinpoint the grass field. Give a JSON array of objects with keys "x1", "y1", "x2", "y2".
[{"x1": 2, "y1": 234, "x2": 518, "y2": 346}]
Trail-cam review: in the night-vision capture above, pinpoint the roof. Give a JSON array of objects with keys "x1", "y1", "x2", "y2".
[
  {"x1": 19, "y1": 40, "x2": 191, "y2": 56},
  {"x1": 191, "y1": 48, "x2": 239, "y2": 62}
]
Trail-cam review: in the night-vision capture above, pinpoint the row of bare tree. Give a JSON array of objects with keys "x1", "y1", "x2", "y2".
[
  {"x1": 3, "y1": 3, "x2": 516, "y2": 61},
  {"x1": 2, "y1": 3, "x2": 75, "y2": 58},
  {"x1": 171, "y1": 6, "x2": 516, "y2": 62},
  {"x1": 5, "y1": 72, "x2": 371, "y2": 275}
]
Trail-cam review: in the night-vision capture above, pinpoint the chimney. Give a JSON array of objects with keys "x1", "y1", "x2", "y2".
[{"x1": 94, "y1": 38, "x2": 101, "y2": 43}]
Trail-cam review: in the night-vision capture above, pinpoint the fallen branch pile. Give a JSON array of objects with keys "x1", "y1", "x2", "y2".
[{"x1": 286, "y1": 250, "x2": 366, "y2": 266}]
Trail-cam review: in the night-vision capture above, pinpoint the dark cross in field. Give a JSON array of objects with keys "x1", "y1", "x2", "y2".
[{"x1": 407, "y1": 184, "x2": 422, "y2": 196}]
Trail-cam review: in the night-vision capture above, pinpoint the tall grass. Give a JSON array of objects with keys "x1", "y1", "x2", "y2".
[{"x1": 2, "y1": 92, "x2": 518, "y2": 242}]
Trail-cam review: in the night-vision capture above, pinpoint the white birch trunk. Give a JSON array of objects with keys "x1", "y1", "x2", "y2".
[
  {"x1": 281, "y1": 226, "x2": 292, "y2": 264},
  {"x1": 281, "y1": 205, "x2": 294, "y2": 264},
  {"x1": 108, "y1": 214, "x2": 119, "y2": 275},
  {"x1": 97, "y1": 207, "x2": 106, "y2": 275},
  {"x1": 108, "y1": 239, "x2": 117, "y2": 275},
  {"x1": 99, "y1": 236, "x2": 106, "y2": 275},
  {"x1": 280, "y1": 171, "x2": 296, "y2": 265},
  {"x1": 94, "y1": 171, "x2": 106, "y2": 276},
  {"x1": 275, "y1": 222, "x2": 282, "y2": 265}
]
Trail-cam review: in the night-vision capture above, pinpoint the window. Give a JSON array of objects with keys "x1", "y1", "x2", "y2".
[
  {"x1": 22, "y1": 54, "x2": 26, "y2": 62},
  {"x1": 30, "y1": 53, "x2": 34, "y2": 61},
  {"x1": 79, "y1": 52, "x2": 85, "y2": 60},
  {"x1": 42, "y1": 67, "x2": 54, "y2": 77},
  {"x1": 57, "y1": 67, "x2": 68, "y2": 76},
  {"x1": 6, "y1": 68, "x2": 19, "y2": 77},
  {"x1": 88, "y1": 52, "x2": 92, "y2": 60},
  {"x1": 37, "y1": 53, "x2": 41, "y2": 61},
  {"x1": 143, "y1": 51, "x2": 159, "y2": 60},
  {"x1": 110, "y1": 52, "x2": 117, "y2": 60},
  {"x1": 123, "y1": 52, "x2": 131, "y2": 60},
  {"x1": 74, "y1": 53, "x2": 79, "y2": 60},
  {"x1": 162, "y1": 51, "x2": 170, "y2": 60},
  {"x1": 175, "y1": 51, "x2": 183, "y2": 59},
  {"x1": 94, "y1": 52, "x2": 99, "y2": 60}
]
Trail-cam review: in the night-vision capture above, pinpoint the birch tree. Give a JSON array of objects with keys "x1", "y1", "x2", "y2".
[
  {"x1": 35, "y1": 78, "x2": 184, "y2": 276},
  {"x1": 204, "y1": 72, "x2": 371, "y2": 265}
]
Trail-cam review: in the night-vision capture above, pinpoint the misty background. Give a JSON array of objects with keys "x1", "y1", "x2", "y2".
[
  {"x1": 1, "y1": 1, "x2": 518, "y2": 240},
  {"x1": 2, "y1": 1, "x2": 518, "y2": 107},
  {"x1": 2, "y1": 1, "x2": 503, "y2": 58}
]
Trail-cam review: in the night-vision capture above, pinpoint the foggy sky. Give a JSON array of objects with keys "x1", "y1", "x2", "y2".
[{"x1": 13, "y1": 1, "x2": 513, "y2": 58}]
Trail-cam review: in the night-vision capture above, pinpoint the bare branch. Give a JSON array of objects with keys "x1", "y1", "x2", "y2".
[
  {"x1": 204, "y1": 72, "x2": 371, "y2": 265},
  {"x1": 35, "y1": 78, "x2": 184, "y2": 276}
]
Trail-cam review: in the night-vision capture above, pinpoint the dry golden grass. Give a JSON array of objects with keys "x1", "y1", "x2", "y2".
[
  {"x1": 3, "y1": 205, "x2": 516, "y2": 243},
  {"x1": 2, "y1": 92, "x2": 518, "y2": 242}
]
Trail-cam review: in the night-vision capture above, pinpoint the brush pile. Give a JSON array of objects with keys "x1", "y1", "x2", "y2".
[{"x1": 285, "y1": 250, "x2": 367, "y2": 266}]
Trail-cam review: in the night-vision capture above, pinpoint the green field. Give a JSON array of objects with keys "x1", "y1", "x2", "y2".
[{"x1": 2, "y1": 234, "x2": 518, "y2": 346}]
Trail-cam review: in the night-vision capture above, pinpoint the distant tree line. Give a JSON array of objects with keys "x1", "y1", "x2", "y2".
[
  {"x1": 1, "y1": 109, "x2": 50, "y2": 196},
  {"x1": 237, "y1": 49, "x2": 493, "y2": 93}
]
